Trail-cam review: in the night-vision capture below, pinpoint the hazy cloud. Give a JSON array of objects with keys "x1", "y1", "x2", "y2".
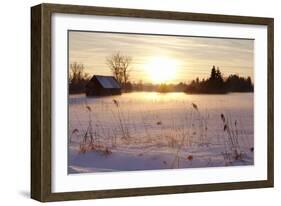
[{"x1": 69, "y1": 31, "x2": 253, "y2": 83}]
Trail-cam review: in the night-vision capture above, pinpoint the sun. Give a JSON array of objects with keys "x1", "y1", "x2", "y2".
[{"x1": 145, "y1": 57, "x2": 178, "y2": 84}]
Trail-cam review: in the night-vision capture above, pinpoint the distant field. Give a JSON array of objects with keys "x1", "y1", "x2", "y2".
[{"x1": 68, "y1": 92, "x2": 254, "y2": 173}]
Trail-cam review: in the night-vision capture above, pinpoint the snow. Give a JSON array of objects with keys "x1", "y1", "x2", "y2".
[{"x1": 68, "y1": 92, "x2": 254, "y2": 174}]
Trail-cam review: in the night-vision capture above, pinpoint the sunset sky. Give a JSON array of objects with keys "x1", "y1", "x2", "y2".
[{"x1": 69, "y1": 31, "x2": 254, "y2": 84}]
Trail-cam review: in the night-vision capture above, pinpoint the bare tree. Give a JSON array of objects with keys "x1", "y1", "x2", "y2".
[
  {"x1": 69, "y1": 62, "x2": 89, "y2": 84},
  {"x1": 69, "y1": 62, "x2": 90, "y2": 94},
  {"x1": 106, "y1": 52, "x2": 132, "y2": 86}
]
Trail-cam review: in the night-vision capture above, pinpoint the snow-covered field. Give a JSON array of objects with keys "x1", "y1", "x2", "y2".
[{"x1": 68, "y1": 92, "x2": 254, "y2": 174}]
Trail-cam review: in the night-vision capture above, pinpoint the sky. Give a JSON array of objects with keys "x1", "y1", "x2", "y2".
[{"x1": 69, "y1": 31, "x2": 254, "y2": 84}]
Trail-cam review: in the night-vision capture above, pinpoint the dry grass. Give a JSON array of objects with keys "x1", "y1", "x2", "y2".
[{"x1": 71, "y1": 97, "x2": 252, "y2": 168}]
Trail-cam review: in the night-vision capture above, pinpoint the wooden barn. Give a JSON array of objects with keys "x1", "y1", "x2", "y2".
[{"x1": 86, "y1": 75, "x2": 121, "y2": 96}]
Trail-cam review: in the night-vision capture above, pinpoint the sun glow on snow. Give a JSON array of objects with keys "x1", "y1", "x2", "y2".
[{"x1": 144, "y1": 57, "x2": 179, "y2": 84}]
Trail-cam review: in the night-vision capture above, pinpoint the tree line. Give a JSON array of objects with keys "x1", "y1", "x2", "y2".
[
  {"x1": 69, "y1": 52, "x2": 132, "y2": 94},
  {"x1": 68, "y1": 62, "x2": 90, "y2": 94},
  {"x1": 69, "y1": 53, "x2": 253, "y2": 94},
  {"x1": 185, "y1": 66, "x2": 253, "y2": 94}
]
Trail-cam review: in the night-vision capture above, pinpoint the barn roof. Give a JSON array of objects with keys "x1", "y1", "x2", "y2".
[{"x1": 93, "y1": 75, "x2": 121, "y2": 89}]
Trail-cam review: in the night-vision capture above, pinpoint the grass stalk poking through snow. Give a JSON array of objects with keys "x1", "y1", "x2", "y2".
[
  {"x1": 220, "y1": 113, "x2": 242, "y2": 162},
  {"x1": 112, "y1": 99, "x2": 131, "y2": 140}
]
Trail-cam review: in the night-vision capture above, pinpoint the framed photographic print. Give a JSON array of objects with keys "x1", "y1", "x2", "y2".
[{"x1": 31, "y1": 3, "x2": 274, "y2": 202}]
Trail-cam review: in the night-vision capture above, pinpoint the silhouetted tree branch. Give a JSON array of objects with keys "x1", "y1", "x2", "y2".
[
  {"x1": 106, "y1": 52, "x2": 132, "y2": 90},
  {"x1": 69, "y1": 62, "x2": 90, "y2": 94}
]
